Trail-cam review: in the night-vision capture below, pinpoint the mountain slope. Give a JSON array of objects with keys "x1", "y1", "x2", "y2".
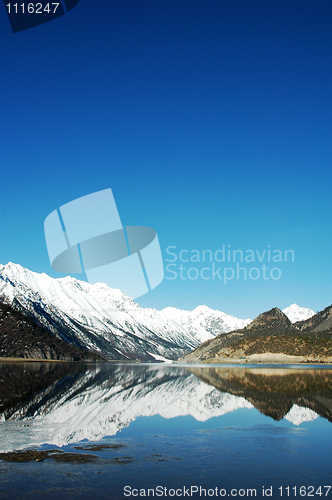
[
  {"x1": 0, "y1": 301, "x2": 103, "y2": 361},
  {"x1": 0, "y1": 263, "x2": 199, "y2": 361},
  {"x1": 160, "y1": 305, "x2": 251, "y2": 343},
  {"x1": 294, "y1": 304, "x2": 332, "y2": 332}
]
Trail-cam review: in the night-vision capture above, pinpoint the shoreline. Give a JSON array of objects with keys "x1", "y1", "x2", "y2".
[
  {"x1": 0, "y1": 357, "x2": 140, "y2": 364},
  {"x1": 0, "y1": 357, "x2": 68, "y2": 363},
  {"x1": 191, "y1": 352, "x2": 332, "y2": 365},
  {"x1": 1, "y1": 356, "x2": 332, "y2": 366}
]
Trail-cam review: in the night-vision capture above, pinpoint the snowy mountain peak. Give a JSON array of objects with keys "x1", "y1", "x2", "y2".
[
  {"x1": 0, "y1": 262, "x2": 199, "y2": 361},
  {"x1": 161, "y1": 304, "x2": 252, "y2": 343},
  {"x1": 282, "y1": 304, "x2": 315, "y2": 323},
  {"x1": 193, "y1": 305, "x2": 213, "y2": 314},
  {"x1": 1, "y1": 261, "x2": 137, "y2": 312}
]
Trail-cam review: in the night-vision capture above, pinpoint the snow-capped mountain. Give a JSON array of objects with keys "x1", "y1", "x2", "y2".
[
  {"x1": 0, "y1": 262, "x2": 253, "y2": 360},
  {"x1": 282, "y1": 303, "x2": 315, "y2": 323},
  {"x1": 160, "y1": 305, "x2": 252, "y2": 343},
  {"x1": 0, "y1": 262, "x2": 318, "y2": 361},
  {"x1": 0, "y1": 262, "x2": 199, "y2": 361}
]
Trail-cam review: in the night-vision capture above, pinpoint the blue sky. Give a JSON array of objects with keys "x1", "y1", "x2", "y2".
[{"x1": 0, "y1": 0, "x2": 332, "y2": 318}]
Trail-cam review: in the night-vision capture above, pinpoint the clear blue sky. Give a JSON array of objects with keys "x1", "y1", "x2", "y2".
[{"x1": 0, "y1": 0, "x2": 332, "y2": 318}]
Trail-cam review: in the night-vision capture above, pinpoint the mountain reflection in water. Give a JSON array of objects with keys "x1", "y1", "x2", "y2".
[{"x1": 0, "y1": 362, "x2": 332, "y2": 452}]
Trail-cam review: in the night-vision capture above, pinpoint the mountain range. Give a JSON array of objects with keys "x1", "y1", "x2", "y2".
[
  {"x1": 0, "y1": 262, "x2": 250, "y2": 361},
  {"x1": 0, "y1": 262, "x2": 320, "y2": 362},
  {"x1": 180, "y1": 306, "x2": 332, "y2": 364}
]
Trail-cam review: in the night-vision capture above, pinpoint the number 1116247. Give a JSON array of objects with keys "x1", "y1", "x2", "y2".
[
  {"x1": 279, "y1": 486, "x2": 331, "y2": 497},
  {"x1": 6, "y1": 3, "x2": 59, "y2": 14}
]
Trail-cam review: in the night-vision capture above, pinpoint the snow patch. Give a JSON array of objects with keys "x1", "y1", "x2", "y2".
[
  {"x1": 284, "y1": 404, "x2": 319, "y2": 425},
  {"x1": 283, "y1": 304, "x2": 315, "y2": 323}
]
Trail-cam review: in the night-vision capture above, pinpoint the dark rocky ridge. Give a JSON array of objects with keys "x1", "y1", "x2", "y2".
[
  {"x1": 0, "y1": 301, "x2": 104, "y2": 362},
  {"x1": 294, "y1": 305, "x2": 332, "y2": 332}
]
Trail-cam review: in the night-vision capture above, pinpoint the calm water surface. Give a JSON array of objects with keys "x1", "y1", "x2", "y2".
[{"x1": 0, "y1": 362, "x2": 332, "y2": 499}]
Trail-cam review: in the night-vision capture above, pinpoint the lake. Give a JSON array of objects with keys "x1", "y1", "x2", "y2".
[{"x1": 0, "y1": 362, "x2": 332, "y2": 499}]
